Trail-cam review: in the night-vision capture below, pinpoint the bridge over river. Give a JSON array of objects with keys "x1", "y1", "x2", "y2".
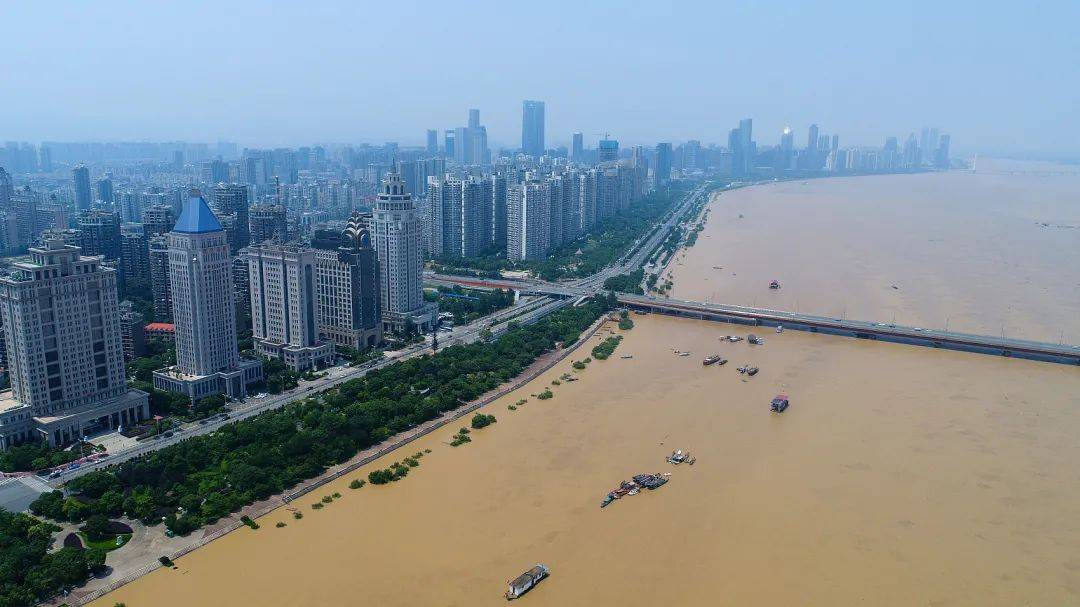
[{"x1": 425, "y1": 274, "x2": 1080, "y2": 366}]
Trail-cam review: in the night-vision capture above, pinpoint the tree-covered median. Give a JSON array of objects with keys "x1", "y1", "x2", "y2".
[{"x1": 32, "y1": 295, "x2": 615, "y2": 536}]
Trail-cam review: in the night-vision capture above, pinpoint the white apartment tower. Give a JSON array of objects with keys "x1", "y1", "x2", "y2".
[
  {"x1": 507, "y1": 179, "x2": 551, "y2": 261},
  {"x1": 153, "y1": 195, "x2": 261, "y2": 400},
  {"x1": 244, "y1": 242, "x2": 333, "y2": 371},
  {"x1": 373, "y1": 173, "x2": 436, "y2": 333},
  {"x1": 0, "y1": 239, "x2": 149, "y2": 448}
]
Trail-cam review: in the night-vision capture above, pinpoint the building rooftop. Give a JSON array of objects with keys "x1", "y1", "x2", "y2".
[
  {"x1": 145, "y1": 323, "x2": 176, "y2": 332},
  {"x1": 172, "y1": 196, "x2": 223, "y2": 234}
]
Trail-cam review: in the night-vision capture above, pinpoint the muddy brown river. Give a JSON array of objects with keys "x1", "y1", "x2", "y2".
[
  {"x1": 96, "y1": 311, "x2": 1080, "y2": 606},
  {"x1": 662, "y1": 171, "x2": 1080, "y2": 342}
]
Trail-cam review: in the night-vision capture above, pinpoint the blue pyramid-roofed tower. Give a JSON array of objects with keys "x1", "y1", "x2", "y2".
[{"x1": 172, "y1": 195, "x2": 224, "y2": 233}]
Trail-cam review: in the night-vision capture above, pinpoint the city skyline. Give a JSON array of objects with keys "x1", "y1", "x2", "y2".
[{"x1": 1, "y1": 1, "x2": 1077, "y2": 159}]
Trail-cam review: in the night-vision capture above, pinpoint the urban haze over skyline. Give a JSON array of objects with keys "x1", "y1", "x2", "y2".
[{"x1": 2, "y1": 1, "x2": 1078, "y2": 159}]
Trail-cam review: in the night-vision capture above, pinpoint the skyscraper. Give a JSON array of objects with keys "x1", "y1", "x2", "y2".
[
  {"x1": 153, "y1": 195, "x2": 262, "y2": 399},
  {"x1": 426, "y1": 129, "x2": 439, "y2": 155},
  {"x1": 73, "y1": 165, "x2": 92, "y2": 210},
  {"x1": 0, "y1": 239, "x2": 149, "y2": 448},
  {"x1": 244, "y1": 243, "x2": 333, "y2": 371},
  {"x1": 806, "y1": 124, "x2": 819, "y2": 151},
  {"x1": 521, "y1": 100, "x2": 545, "y2": 156},
  {"x1": 312, "y1": 213, "x2": 382, "y2": 349},
  {"x1": 571, "y1": 133, "x2": 584, "y2": 162},
  {"x1": 468, "y1": 109, "x2": 480, "y2": 129},
  {"x1": 148, "y1": 235, "x2": 172, "y2": 322},
  {"x1": 95, "y1": 176, "x2": 114, "y2": 204},
  {"x1": 444, "y1": 130, "x2": 455, "y2": 159},
  {"x1": 373, "y1": 172, "x2": 436, "y2": 333},
  {"x1": 598, "y1": 139, "x2": 619, "y2": 162},
  {"x1": 655, "y1": 143, "x2": 673, "y2": 185},
  {"x1": 738, "y1": 118, "x2": 754, "y2": 175},
  {"x1": 935, "y1": 134, "x2": 951, "y2": 169}
]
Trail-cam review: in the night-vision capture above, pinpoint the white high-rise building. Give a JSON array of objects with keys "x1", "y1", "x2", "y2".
[
  {"x1": 153, "y1": 195, "x2": 261, "y2": 400},
  {"x1": 244, "y1": 242, "x2": 333, "y2": 371},
  {"x1": 507, "y1": 179, "x2": 551, "y2": 261},
  {"x1": 373, "y1": 173, "x2": 436, "y2": 333},
  {"x1": 0, "y1": 239, "x2": 149, "y2": 448}
]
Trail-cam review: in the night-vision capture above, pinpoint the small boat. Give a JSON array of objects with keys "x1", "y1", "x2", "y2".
[
  {"x1": 506, "y1": 564, "x2": 550, "y2": 600},
  {"x1": 620, "y1": 354, "x2": 633, "y2": 359},
  {"x1": 776, "y1": 325, "x2": 784, "y2": 334},
  {"x1": 677, "y1": 352, "x2": 690, "y2": 357},
  {"x1": 726, "y1": 336, "x2": 743, "y2": 343},
  {"x1": 601, "y1": 495, "x2": 614, "y2": 508},
  {"x1": 746, "y1": 366, "x2": 759, "y2": 376},
  {"x1": 769, "y1": 280, "x2": 781, "y2": 289},
  {"x1": 747, "y1": 334, "x2": 762, "y2": 345},
  {"x1": 771, "y1": 394, "x2": 789, "y2": 413},
  {"x1": 716, "y1": 357, "x2": 728, "y2": 366},
  {"x1": 702, "y1": 355, "x2": 722, "y2": 366}
]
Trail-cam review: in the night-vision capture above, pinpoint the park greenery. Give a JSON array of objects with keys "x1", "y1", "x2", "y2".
[
  {"x1": 432, "y1": 183, "x2": 690, "y2": 281},
  {"x1": 0, "y1": 510, "x2": 104, "y2": 607},
  {"x1": 618, "y1": 310, "x2": 635, "y2": 331},
  {"x1": 591, "y1": 335, "x2": 624, "y2": 360},
  {"x1": 426, "y1": 286, "x2": 515, "y2": 325},
  {"x1": 29, "y1": 295, "x2": 615, "y2": 537},
  {"x1": 603, "y1": 269, "x2": 645, "y2": 294}
]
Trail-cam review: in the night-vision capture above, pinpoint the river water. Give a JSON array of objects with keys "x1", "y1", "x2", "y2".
[
  {"x1": 663, "y1": 171, "x2": 1080, "y2": 342},
  {"x1": 95, "y1": 170, "x2": 1080, "y2": 606},
  {"x1": 96, "y1": 312, "x2": 1080, "y2": 606}
]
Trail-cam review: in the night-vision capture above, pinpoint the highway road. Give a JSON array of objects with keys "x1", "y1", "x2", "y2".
[
  {"x1": 49, "y1": 295, "x2": 571, "y2": 485},
  {"x1": 47, "y1": 181, "x2": 711, "y2": 486}
]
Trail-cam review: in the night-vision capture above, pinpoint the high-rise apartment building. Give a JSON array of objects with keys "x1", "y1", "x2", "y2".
[
  {"x1": 77, "y1": 210, "x2": 122, "y2": 262},
  {"x1": 142, "y1": 204, "x2": 175, "y2": 237},
  {"x1": 210, "y1": 183, "x2": 250, "y2": 253},
  {"x1": 507, "y1": 179, "x2": 550, "y2": 261},
  {"x1": 148, "y1": 235, "x2": 172, "y2": 322},
  {"x1": 0, "y1": 240, "x2": 149, "y2": 448},
  {"x1": 249, "y1": 204, "x2": 288, "y2": 244},
  {"x1": 571, "y1": 133, "x2": 584, "y2": 162},
  {"x1": 426, "y1": 129, "x2": 439, "y2": 155},
  {"x1": 521, "y1": 100, "x2": 545, "y2": 157},
  {"x1": 73, "y1": 165, "x2": 92, "y2": 210},
  {"x1": 373, "y1": 173, "x2": 436, "y2": 333},
  {"x1": 598, "y1": 139, "x2": 619, "y2": 162},
  {"x1": 655, "y1": 143, "x2": 673, "y2": 185},
  {"x1": 244, "y1": 243, "x2": 333, "y2": 371},
  {"x1": 95, "y1": 176, "x2": 114, "y2": 204},
  {"x1": 153, "y1": 195, "x2": 261, "y2": 399},
  {"x1": 492, "y1": 174, "x2": 508, "y2": 251}
]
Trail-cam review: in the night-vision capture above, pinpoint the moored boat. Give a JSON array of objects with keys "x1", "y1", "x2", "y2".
[
  {"x1": 702, "y1": 354, "x2": 722, "y2": 366},
  {"x1": 506, "y1": 564, "x2": 550, "y2": 600},
  {"x1": 771, "y1": 394, "x2": 789, "y2": 413}
]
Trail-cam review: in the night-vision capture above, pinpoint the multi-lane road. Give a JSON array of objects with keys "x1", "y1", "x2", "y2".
[
  {"x1": 48, "y1": 295, "x2": 572, "y2": 485},
  {"x1": 45, "y1": 182, "x2": 711, "y2": 486}
]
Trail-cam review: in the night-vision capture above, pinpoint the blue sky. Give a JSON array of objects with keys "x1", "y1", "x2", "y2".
[{"x1": 1, "y1": 0, "x2": 1076, "y2": 158}]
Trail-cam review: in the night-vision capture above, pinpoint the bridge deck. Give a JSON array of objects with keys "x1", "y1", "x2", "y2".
[{"x1": 617, "y1": 294, "x2": 1080, "y2": 366}]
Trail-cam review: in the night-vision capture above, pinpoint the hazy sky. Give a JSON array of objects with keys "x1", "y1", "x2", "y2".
[{"x1": 2, "y1": 1, "x2": 1077, "y2": 158}]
